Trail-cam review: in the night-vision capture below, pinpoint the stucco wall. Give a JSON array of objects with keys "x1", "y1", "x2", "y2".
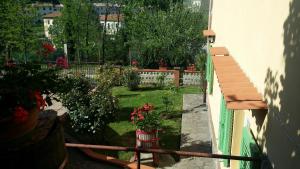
[
  {"x1": 43, "y1": 18, "x2": 53, "y2": 39},
  {"x1": 208, "y1": 70, "x2": 222, "y2": 152},
  {"x1": 210, "y1": 0, "x2": 300, "y2": 168}
]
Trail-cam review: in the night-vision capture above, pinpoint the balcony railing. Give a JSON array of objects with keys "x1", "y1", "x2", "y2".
[{"x1": 65, "y1": 143, "x2": 261, "y2": 169}]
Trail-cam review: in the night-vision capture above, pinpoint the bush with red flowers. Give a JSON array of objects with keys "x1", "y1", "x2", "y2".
[
  {"x1": 0, "y1": 64, "x2": 60, "y2": 123},
  {"x1": 131, "y1": 59, "x2": 138, "y2": 67},
  {"x1": 56, "y1": 56, "x2": 69, "y2": 69},
  {"x1": 130, "y1": 103, "x2": 161, "y2": 131},
  {"x1": 42, "y1": 42, "x2": 56, "y2": 57}
]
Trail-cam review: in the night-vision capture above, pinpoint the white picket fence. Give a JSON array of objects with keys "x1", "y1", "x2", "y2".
[
  {"x1": 138, "y1": 69, "x2": 202, "y2": 86},
  {"x1": 182, "y1": 71, "x2": 202, "y2": 86},
  {"x1": 138, "y1": 70, "x2": 175, "y2": 85}
]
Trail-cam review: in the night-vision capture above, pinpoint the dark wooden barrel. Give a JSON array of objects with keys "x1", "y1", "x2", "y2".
[{"x1": 0, "y1": 110, "x2": 67, "y2": 169}]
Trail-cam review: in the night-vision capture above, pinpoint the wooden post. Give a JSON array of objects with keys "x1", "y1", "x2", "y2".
[{"x1": 173, "y1": 67, "x2": 181, "y2": 87}]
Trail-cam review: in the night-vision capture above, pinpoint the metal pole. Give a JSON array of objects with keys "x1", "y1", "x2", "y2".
[{"x1": 137, "y1": 147, "x2": 141, "y2": 169}]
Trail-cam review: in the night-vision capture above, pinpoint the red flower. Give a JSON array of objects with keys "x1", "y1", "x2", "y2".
[
  {"x1": 56, "y1": 56, "x2": 69, "y2": 69},
  {"x1": 33, "y1": 90, "x2": 47, "y2": 111},
  {"x1": 42, "y1": 42, "x2": 55, "y2": 57},
  {"x1": 43, "y1": 43, "x2": 55, "y2": 52},
  {"x1": 138, "y1": 113, "x2": 144, "y2": 121},
  {"x1": 131, "y1": 59, "x2": 138, "y2": 66},
  {"x1": 13, "y1": 106, "x2": 29, "y2": 123},
  {"x1": 143, "y1": 103, "x2": 153, "y2": 112}
]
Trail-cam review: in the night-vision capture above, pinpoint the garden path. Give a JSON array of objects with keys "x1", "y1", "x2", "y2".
[{"x1": 158, "y1": 94, "x2": 216, "y2": 169}]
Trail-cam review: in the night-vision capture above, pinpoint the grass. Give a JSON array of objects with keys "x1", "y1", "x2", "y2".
[
  {"x1": 103, "y1": 85, "x2": 201, "y2": 160},
  {"x1": 63, "y1": 85, "x2": 201, "y2": 161}
]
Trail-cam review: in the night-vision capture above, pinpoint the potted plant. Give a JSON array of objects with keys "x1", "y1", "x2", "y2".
[
  {"x1": 130, "y1": 103, "x2": 161, "y2": 148},
  {"x1": 131, "y1": 59, "x2": 139, "y2": 68},
  {"x1": 0, "y1": 64, "x2": 59, "y2": 141},
  {"x1": 159, "y1": 59, "x2": 167, "y2": 70}
]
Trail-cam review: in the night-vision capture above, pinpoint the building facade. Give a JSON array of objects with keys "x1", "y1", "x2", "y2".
[
  {"x1": 32, "y1": 3, "x2": 63, "y2": 21},
  {"x1": 99, "y1": 14, "x2": 123, "y2": 35},
  {"x1": 93, "y1": 3, "x2": 119, "y2": 15},
  {"x1": 205, "y1": 0, "x2": 300, "y2": 169},
  {"x1": 43, "y1": 12, "x2": 61, "y2": 39}
]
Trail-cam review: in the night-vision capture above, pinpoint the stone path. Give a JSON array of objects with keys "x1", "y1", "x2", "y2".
[{"x1": 158, "y1": 94, "x2": 215, "y2": 169}]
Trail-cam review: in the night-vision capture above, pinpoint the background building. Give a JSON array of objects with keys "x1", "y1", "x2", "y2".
[
  {"x1": 43, "y1": 11, "x2": 61, "y2": 39},
  {"x1": 32, "y1": 2, "x2": 63, "y2": 22},
  {"x1": 93, "y1": 3, "x2": 120, "y2": 15},
  {"x1": 99, "y1": 14, "x2": 123, "y2": 35}
]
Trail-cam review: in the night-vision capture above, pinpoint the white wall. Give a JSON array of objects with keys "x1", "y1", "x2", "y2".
[{"x1": 210, "y1": 0, "x2": 300, "y2": 168}]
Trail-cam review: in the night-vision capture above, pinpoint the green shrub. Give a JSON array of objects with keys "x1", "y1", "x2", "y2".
[
  {"x1": 96, "y1": 64, "x2": 124, "y2": 87},
  {"x1": 59, "y1": 76, "x2": 118, "y2": 134},
  {"x1": 124, "y1": 68, "x2": 140, "y2": 90},
  {"x1": 156, "y1": 73, "x2": 166, "y2": 89}
]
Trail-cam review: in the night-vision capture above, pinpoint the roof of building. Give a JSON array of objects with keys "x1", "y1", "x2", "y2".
[
  {"x1": 99, "y1": 14, "x2": 124, "y2": 22},
  {"x1": 43, "y1": 12, "x2": 61, "y2": 19},
  {"x1": 210, "y1": 47, "x2": 268, "y2": 110},
  {"x1": 32, "y1": 3, "x2": 63, "y2": 8},
  {"x1": 93, "y1": 3, "x2": 113, "y2": 7},
  {"x1": 210, "y1": 47, "x2": 229, "y2": 56}
]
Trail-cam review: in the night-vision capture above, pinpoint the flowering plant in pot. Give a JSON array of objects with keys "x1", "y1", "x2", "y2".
[
  {"x1": 0, "y1": 64, "x2": 60, "y2": 141},
  {"x1": 159, "y1": 59, "x2": 167, "y2": 70},
  {"x1": 130, "y1": 103, "x2": 161, "y2": 148}
]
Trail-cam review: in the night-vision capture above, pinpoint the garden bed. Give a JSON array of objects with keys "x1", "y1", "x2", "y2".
[
  {"x1": 106, "y1": 86, "x2": 200, "y2": 160},
  {"x1": 63, "y1": 86, "x2": 200, "y2": 161}
]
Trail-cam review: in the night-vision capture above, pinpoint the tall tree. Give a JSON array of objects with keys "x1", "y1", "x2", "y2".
[
  {"x1": 50, "y1": 0, "x2": 102, "y2": 62},
  {"x1": 125, "y1": 4, "x2": 207, "y2": 68},
  {"x1": 0, "y1": 0, "x2": 38, "y2": 63}
]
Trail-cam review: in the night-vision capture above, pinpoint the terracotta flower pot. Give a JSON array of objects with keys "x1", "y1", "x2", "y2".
[
  {"x1": 0, "y1": 109, "x2": 39, "y2": 142},
  {"x1": 136, "y1": 129, "x2": 159, "y2": 148},
  {"x1": 159, "y1": 66, "x2": 167, "y2": 70}
]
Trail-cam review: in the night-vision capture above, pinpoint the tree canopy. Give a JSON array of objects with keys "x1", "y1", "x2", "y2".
[
  {"x1": 0, "y1": 0, "x2": 41, "y2": 63},
  {"x1": 125, "y1": 4, "x2": 207, "y2": 68}
]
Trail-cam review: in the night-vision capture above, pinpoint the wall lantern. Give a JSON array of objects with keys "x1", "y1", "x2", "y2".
[{"x1": 203, "y1": 30, "x2": 216, "y2": 43}]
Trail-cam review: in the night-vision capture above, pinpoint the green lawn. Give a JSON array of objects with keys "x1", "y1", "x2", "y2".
[{"x1": 103, "y1": 86, "x2": 201, "y2": 160}]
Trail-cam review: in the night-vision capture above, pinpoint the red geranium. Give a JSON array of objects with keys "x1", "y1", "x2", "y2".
[
  {"x1": 130, "y1": 103, "x2": 160, "y2": 131},
  {"x1": 13, "y1": 106, "x2": 29, "y2": 123},
  {"x1": 143, "y1": 103, "x2": 153, "y2": 112},
  {"x1": 32, "y1": 90, "x2": 47, "y2": 111},
  {"x1": 56, "y1": 56, "x2": 69, "y2": 69},
  {"x1": 131, "y1": 59, "x2": 138, "y2": 66}
]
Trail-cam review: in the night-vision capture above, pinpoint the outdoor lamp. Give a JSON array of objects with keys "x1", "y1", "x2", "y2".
[{"x1": 203, "y1": 30, "x2": 216, "y2": 43}]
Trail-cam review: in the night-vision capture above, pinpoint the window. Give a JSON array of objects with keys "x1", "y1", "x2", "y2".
[{"x1": 218, "y1": 96, "x2": 233, "y2": 167}]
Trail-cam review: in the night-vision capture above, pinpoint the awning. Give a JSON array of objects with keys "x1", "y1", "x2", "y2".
[
  {"x1": 211, "y1": 55, "x2": 268, "y2": 110},
  {"x1": 210, "y1": 47, "x2": 229, "y2": 56}
]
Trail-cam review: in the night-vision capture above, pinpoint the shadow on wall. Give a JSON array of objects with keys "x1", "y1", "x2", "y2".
[{"x1": 262, "y1": 0, "x2": 300, "y2": 169}]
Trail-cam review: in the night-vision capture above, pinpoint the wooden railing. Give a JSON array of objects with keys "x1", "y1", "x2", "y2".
[{"x1": 65, "y1": 143, "x2": 261, "y2": 169}]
